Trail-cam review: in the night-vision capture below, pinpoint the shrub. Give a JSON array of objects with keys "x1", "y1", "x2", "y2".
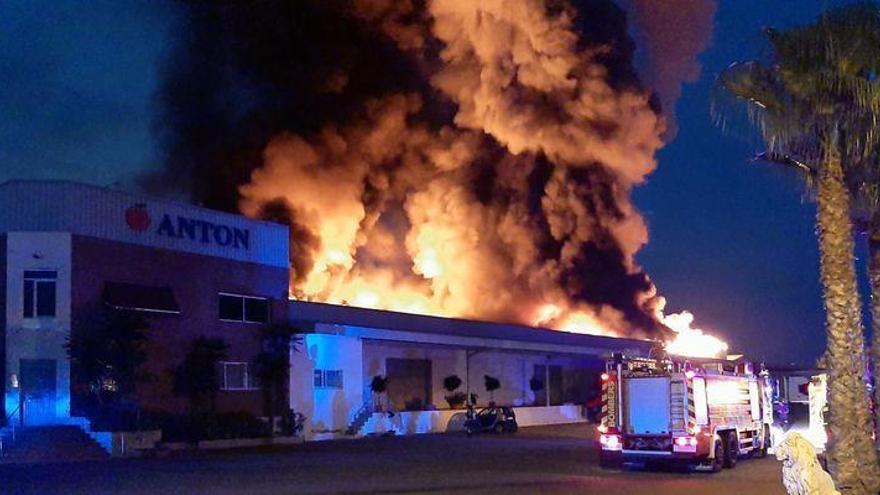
[
  {"x1": 483, "y1": 375, "x2": 500, "y2": 393},
  {"x1": 156, "y1": 410, "x2": 272, "y2": 443},
  {"x1": 442, "y1": 375, "x2": 462, "y2": 392},
  {"x1": 484, "y1": 375, "x2": 501, "y2": 405},
  {"x1": 371, "y1": 375, "x2": 388, "y2": 394},
  {"x1": 281, "y1": 408, "x2": 306, "y2": 437}
]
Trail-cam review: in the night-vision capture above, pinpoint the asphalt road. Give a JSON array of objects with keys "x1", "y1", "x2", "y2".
[{"x1": 0, "y1": 424, "x2": 787, "y2": 495}]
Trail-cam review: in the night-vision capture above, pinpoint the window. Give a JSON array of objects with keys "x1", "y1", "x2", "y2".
[
  {"x1": 313, "y1": 369, "x2": 343, "y2": 389},
  {"x1": 23, "y1": 270, "x2": 57, "y2": 318},
  {"x1": 218, "y1": 362, "x2": 259, "y2": 391},
  {"x1": 218, "y1": 293, "x2": 269, "y2": 323},
  {"x1": 103, "y1": 282, "x2": 180, "y2": 314}
]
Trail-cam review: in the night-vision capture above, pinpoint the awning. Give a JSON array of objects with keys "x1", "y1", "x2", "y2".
[{"x1": 103, "y1": 282, "x2": 180, "y2": 314}]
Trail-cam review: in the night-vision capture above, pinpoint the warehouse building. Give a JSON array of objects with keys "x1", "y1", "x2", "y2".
[
  {"x1": 1, "y1": 180, "x2": 653, "y2": 439},
  {"x1": 0, "y1": 181, "x2": 290, "y2": 425},
  {"x1": 287, "y1": 301, "x2": 652, "y2": 439}
]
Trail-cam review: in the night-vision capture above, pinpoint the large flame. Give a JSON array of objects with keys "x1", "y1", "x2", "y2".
[
  {"x1": 236, "y1": 0, "x2": 730, "y2": 359},
  {"x1": 662, "y1": 311, "x2": 729, "y2": 358}
]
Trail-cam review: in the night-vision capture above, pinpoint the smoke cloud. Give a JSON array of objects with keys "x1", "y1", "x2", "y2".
[
  {"x1": 155, "y1": 0, "x2": 682, "y2": 339},
  {"x1": 620, "y1": 0, "x2": 717, "y2": 139}
]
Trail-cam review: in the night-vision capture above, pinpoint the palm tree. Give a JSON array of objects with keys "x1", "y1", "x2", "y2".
[
  {"x1": 174, "y1": 336, "x2": 229, "y2": 416},
  {"x1": 713, "y1": 5, "x2": 880, "y2": 492},
  {"x1": 845, "y1": 145, "x2": 880, "y2": 451},
  {"x1": 755, "y1": 3, "x2": 880, "y2": 459},
  {"x1": 252, "y1": 323, "x2": 301, "y2": 436},
  {"x1": 67, "y1": 306, "x2": 150, "y2": 410}
]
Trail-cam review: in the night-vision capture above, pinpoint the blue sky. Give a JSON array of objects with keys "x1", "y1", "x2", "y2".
[{"x1": 0, "y1": 0, "x2": 175, "y2": 187}]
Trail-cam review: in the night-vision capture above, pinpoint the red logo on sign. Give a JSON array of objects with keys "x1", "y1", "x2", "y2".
[{"x1": 125, "y1": 204, "x2": 151, "y2": 232}]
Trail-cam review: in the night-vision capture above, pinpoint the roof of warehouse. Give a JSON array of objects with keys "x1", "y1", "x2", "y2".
[{"x1": 289, "y1": 300, "x2": 654, "y2": 352}]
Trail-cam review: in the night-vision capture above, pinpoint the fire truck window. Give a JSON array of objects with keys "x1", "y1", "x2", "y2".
[{"x1": 692, "y1": 377, "x2": 708, "y2": 425}]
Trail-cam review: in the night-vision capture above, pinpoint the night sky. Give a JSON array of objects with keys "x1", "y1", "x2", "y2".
[{"x1": 0, "y1": 0, "x2": 866, "y2": 366}]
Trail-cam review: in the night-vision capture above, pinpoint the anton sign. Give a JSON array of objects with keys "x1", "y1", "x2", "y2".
[{"x1": 125, "y1": 204, "x2": 250, "y2": 250}]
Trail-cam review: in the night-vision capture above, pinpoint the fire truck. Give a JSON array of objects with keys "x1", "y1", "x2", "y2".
[{"x1": 598, "y1": 353, "x2": 773, "y2": 472}]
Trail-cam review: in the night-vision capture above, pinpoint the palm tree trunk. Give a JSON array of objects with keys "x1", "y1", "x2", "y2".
[
  {"x1": 816, "y1": 142, "x2": 880, "y2": 494},
  {"x1": 868, "y1": 233, "x2": 880, "y2": 451}
]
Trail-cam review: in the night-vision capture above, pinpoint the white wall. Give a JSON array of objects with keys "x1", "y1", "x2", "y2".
[
  {"x1": 291, "y1": 333, "x2": 363, "y2": 438},
  {"x1": 363, "y1": 342, "x2": 465, "y2": 409},
  {"x1": 363, "y1": 342, "x2": 593, "y2": 409},
  {"x1": 5, "y1": 232, "x2": 72, "y2": 422},
  {"x1": 360, "y1": 405, "x2": 586, "y2": 436},
  {"x1": 289, "y1": 336, "x2": 315, "y2": 437}
]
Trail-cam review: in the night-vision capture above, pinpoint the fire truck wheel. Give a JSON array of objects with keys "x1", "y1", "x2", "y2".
[
  {"x1": 709, "y1": 439, "x2": 724, "y2": 473},
  {"x1": 723, "y1": 432, "x2": 738, "y2": 469},
  {"x1": 754, "y1": 426, "x2": 769, "y2": 458}
]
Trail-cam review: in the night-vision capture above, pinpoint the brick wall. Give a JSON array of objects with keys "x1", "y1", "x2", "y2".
[{"x1": 70, "y1": 235, "x2": 289, "y2": 417}]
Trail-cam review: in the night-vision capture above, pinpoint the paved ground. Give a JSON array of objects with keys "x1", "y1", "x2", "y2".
[{"x1": 0, "y1": 423, "x2": 787, "y2": 495}]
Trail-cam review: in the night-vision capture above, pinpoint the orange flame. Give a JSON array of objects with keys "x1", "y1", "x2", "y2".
[{"x1": 662, "y1": 311, "x2": 729, "y2": 358}]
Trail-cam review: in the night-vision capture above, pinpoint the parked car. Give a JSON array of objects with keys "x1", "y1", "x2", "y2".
[{"x1": 465, "y1": 406, "x2": 518, "y2": 435}]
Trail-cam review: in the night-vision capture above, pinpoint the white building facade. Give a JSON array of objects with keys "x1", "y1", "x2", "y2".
[{"x1": 288, "y1": 301, "x2": 652, "y2": 439}]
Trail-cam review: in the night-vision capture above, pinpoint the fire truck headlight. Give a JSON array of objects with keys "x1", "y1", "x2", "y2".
[
  {"x1": 674, "y1": 436, "x2": 698, "y2": 448},
  {"x1": 600, "y1": 373, "x2": 610, "y2": 382},
  {"x1": 600, "y1": 434, "x2": 621, "y2": 450},
  {"x1": 672, "y1": 437, "x2": 697, "y2": 452}
]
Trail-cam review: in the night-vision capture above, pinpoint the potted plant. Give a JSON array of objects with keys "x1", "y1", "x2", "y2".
[
  {"x1": 371, "y1": 375, "x2": 389, "y2": 411},
  {"x1": 442, "y1": 375, "x2": 466, "y2": 409},
  {"x1": 484, "y1": 375, "x2": 501, "y2": 406},
  {"x1": 529, "y1": 376, "x2": 544, "y2": 406}
]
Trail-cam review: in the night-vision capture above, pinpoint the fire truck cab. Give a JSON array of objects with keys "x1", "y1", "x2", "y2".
[{"x1": 598, "y1": 353, "x2": 773, "y2": 472}]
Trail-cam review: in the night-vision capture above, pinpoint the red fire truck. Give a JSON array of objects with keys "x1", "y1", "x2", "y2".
[{"x1": 598, "y1": 353, "x2": 773, "y2": 472}]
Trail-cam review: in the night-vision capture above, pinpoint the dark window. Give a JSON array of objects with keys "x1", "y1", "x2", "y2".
[
  {"x1": 24, "y1": 270, "x2": 57, "y2": 279},
  {"x1": 36, "y1": 282, "x2": 56, "y2": 317},
  {"x1": 244, "y1": 298, "x2": 269, "y2": 323},
  {"x1": 225, "y1": 363, "x2": 247, "y2": 390},
  {"x1": 23, "y1": 280, "x2": 34, "y2": 318},
  {"x1": 218, "y1": 293, "x2": 269, "y2": 323},
  {"x1": 325, "y1": 370, "x2": 343, "y2": 389},
  {"x1": 218, "y1": 362, "x2": 258, "y2": 391},
  {"x1": 313, "y1": 369, "x2": 343, "y2": 389},
  {"x1": 103, "y1": 282, "x2": 180, "y2": 314},
  {"x1": 218, "y1": 294, "x2": 244, "y2": 321},
  {"x1": 23, "y1": 271, "x2": 57, "y2": 318}
]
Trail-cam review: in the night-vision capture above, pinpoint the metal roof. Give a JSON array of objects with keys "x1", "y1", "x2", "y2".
[{"x1": 289, "y1": 299, "x2": 654, "y2": 353}]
